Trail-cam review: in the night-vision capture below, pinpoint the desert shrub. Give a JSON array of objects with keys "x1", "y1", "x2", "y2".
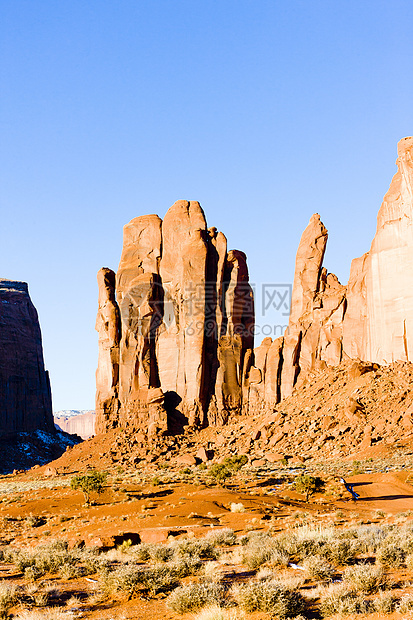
[
  {"x1": 319, "y1": 584, "x2": 371, "y2": 617},
  {"x1": 223, "y1": 455, "x2": 248, "y2": 472},
  {"x1": 58, "y1": 563, "x2": 83, "y2": 580},
  {"x1": 26, "y1": 515, "x2": 46, "y2": 528},
  {"x1": 192, "y1": 606, "x2": 245, "y2": 620},
  {"x1": 293, "y1": 474, "x2": 325, "y2": 502},
  {"x1": 344, "y1": 525, "x2": 386, "y2": 553},
  {"x1": 167, "y1": 581, "x2": 227, "y2": 613},
  {"x1": 237, "y1": 580, "x2": 305, "y2": 619},
  {"x1": 208, "y1": 464, "x2": 232, "y2": 483},
  {"x1": 100, "y1": 564, "x2": 148, "y2": 597},
  {"x1": 320, "y1": 538, "x2": 360, "y2": 565},
  {"x1": 70, "y1": 470, "x2": 108, "y2": 505},
  {"x1": 343, "y1": 564, "x2": 387, "y2": 593},
  {"x1": 131, "y1": 542, "x2": 152, "y2": 562},
  {"x1": 150, "y1": 544, "x2": 175, "y2": 563},
  {"x1": 242, "y1": 535, "x2": 276, "y2": 569},
  {"x1": 397, "y1": 592, "x2": 413, "y2": 613},
  {"x1": 0, "y1": 583, "x2": 17, "y2": 619},
  {"x1": 25, "y1": 582, "x2": 58, "y2": 608},
  {"x1": 376, "y1": 542, "x2": 406, "y2": 567},
  {"x1": 141, "y1": 565, "x2": 182, "y2": 595},
  {"x1": 14, "y1": 611, "x2": 73, "y2": 620},
  {"x1": 169, "y1": 555, "x2": 203, "y2": 577},
  {"x1": 373, "y1": 590, "x2": 397, "y2": 614},
  {"x1": 303, "y1": 556, "x2": 334, "y2": 581},
  {"x1": 230, "y1": 503, "x2": 245, "y2": 513},
  {"x1": 24, "y1": 565, "x2": 46, "y2": 582},
  {"x1": 270, "y1": 549, "x2": 290, "y2": 567},
  {"x1": 205, "y1": 529, "x2": 236, "y2": 547},
  {"x1": 174, "y1": 538, "x2": 219, "y2": 560}
]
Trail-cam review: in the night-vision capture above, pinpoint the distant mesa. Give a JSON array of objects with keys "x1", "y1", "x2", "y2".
[
  {"x1": 95, "y1": 137, "x2": 413, "y2": 435},
  {"x1": 54, "y1": 410, "x2": 95, "y2": 439},
  {"x1": 0, "y1": 279, "x2": 54, "y2": 434}
]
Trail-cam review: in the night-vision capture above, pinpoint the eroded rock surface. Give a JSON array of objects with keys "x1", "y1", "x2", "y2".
[
  {"x1": 0, "y1": 279, "x2": 53, "y2": 434},
  {"x1": 96, "y1": 201, "x2": 254, "y2": 433},
  {"x1": 344, "y1": 137, "x2": 413, "y2": 365}
]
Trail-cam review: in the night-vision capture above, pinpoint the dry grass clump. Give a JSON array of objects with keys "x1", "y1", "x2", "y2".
[
  {"x1": 167, "y1": 581, "x2": 227, "y2": 613},
  {"x1": 192, "y1": 606, "x2": 245, "y2": 620},
  {"x1": 319, "y1": 583, "x2": 371, "y2": 617},
  {"x1": 342, "y1": 564, "x2": 387, "y2": 593},
  {"x1": 236, "y1": 580, "x2": 305, "y2": 619},
  {"x1": 376, "y1": 541, "x2": 406, "y2": 567},
  {"x1": 230, "y1": 503, "x2": 245, "y2": 513},
  {"x1": 205, "y1": 529, "x2": 236, "y2": 547},
  {"x1": 396, "y1": 592, "x2": 413, "y2": 613},
  {"x1": 303, "y1": 556, "x2": 334, "y2": 582},
  {"x1": 372, "y1": 590, "x2": 397, "y2": 614},
  {"x1": 0, "y1": 583, "x2": 18, "y2": 619},
  {"x1": 14, "y1": 611, "x2": 74, "y2": 620}
]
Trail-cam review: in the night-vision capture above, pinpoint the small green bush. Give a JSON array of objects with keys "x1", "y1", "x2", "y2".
[
  {"x1": 223, "y1": 455, "x2": 248, "y2": 472},
  {"x1": 208, "y1": 464, "x2": 232, "y2": 483},
  {"x1": 71, "y1": 470, "x2": 108, "y2": 505},
  {"x1": 293, "y1": 474, "x2": 325, "y2": 502}
]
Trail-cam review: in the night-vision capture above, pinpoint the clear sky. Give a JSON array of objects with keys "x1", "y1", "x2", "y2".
[{"x1": 1, "y1": 0, "x2": 412, "y2": 411}]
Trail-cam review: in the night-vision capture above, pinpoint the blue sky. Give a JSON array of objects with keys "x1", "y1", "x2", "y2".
[{"x1": 1, "y1": 0, "x2": 412, "y2": 410}]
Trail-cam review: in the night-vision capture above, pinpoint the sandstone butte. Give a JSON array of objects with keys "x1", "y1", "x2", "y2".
[
  {"x1": 95, "y1": 137, "x2": 413, "y2": 437},
  {"x1": 0, "y1": 279, "x2": 54, "y2": 434}
]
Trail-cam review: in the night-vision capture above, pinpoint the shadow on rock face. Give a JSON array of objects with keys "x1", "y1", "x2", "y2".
[{"x1": 163, "y1": 391, "x2": 188, "y2": 435}]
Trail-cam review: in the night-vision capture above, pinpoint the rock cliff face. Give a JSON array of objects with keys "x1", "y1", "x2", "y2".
[
  {"x1": 95, "y1": 200, "x2": 254, "y2": 434},
  {"x1": 246, "y1": 214, "x2": 346, "y2": 407},
  {"x1": 96, "y1": 137, "x2": 413, "y2": 431},
  {"x1": 0, "y1": 279, "x2": 54, "y2": 434},
  {"x1": 344, "y1": 136, "x2": 413, "y2": 365},
  {"x1": 54, "y1": 411, "x2": 95, "y2": 439},
  {"x1": 252, "y1": 136, "x2": 413, "y2": 403}
]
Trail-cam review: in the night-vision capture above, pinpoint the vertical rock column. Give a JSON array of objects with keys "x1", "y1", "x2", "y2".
[
  {"x1": 115, "y1": 215, "x2": 165, "y2": 431},
  {"x1": 157, "y1": 201, "x2": 208, "y2": 427},
  {"x1": 208, "y1": 250, "x2": 255, "y2": 424},
  {"x1": 280, "y1": 214, "x2": 328, "y2": 399},
  {"x1": 95, "y1": 268, "x2": 121, "y2": 434}
]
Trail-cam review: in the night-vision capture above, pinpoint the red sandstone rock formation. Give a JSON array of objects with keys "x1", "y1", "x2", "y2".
[
  {"x1": 95, "y1": 200, "x2": 254, "y2": 433},
  {"x1": 343, "y1": 136, "x2": 413, "y2": 365},
  {"x1": 96, "y1": 137, "x2": 413, "y2": 432},
  {"x1": 0, "y1": 279, "x2": 54, "y2": 434}
]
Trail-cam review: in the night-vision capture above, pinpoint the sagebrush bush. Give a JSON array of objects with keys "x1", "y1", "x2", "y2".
[
  {"x1": 167, "y1": 581, "x2": 227, "y2": 613},
  {"x1": 237, "y1": 580, "x2": 305, "y2": 619},
  {"x1": 0, "y1": 583, "x2": 17, "y2": 620},
  {"x1": 303, "y1": 556, "x2": 334, "y2": 581},
  {"x1": 319, "y1": 584, "x2": 371, "y2": 617},
  {"x1": 397, "y1": 593, "x2": 413, "y2": 613},
  {"x1": 242, "y1": 535, "x2": 275, "y2": 569},
  {"x1": 174, "y1": 538, "x2": 219, "y2": 560},
  {"x1": 373, "y1": 590, "x2": 397, "y2": 614},
  {"x1": 205, "y1": 529, "x2": 236, "y2": 547},
  {"x1": 320, "y1": 538, "x2": 360, "y2": 565},
  {"x1": 193, "y1": 606, "x2": 245, "y2": 620},
  {"x1": 343, "y1": 564, "x2": 387, "y2": 593},
  {"x1": 376, "y1": 542, "x2": 406, "y2": 567}
]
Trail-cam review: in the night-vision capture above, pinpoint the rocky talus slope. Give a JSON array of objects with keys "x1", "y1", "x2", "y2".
[{"x1": 50, "y1": 359, "x2": 413, "y2": 474}]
